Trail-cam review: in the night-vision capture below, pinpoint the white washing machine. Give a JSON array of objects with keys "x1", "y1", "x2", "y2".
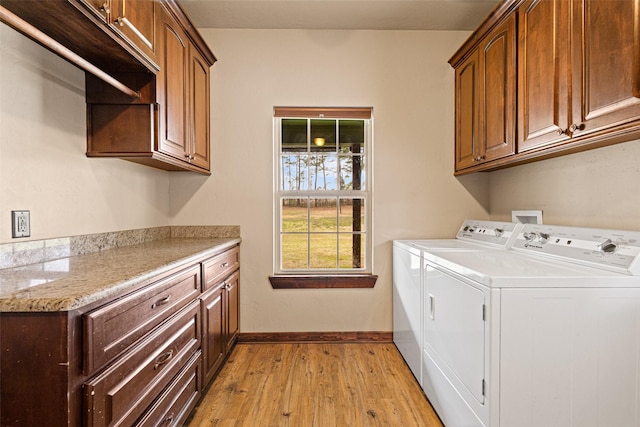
[
  {"x1": 419, "y1": 223, "x2": 640, "y2": 427},
  {"x1": 393, "y1": 220, "x2": 523, "y2": 387}
]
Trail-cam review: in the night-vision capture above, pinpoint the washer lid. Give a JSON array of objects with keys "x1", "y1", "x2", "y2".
[{"x1": 423, "y1": 249, "x2": 640, "y2": 288}]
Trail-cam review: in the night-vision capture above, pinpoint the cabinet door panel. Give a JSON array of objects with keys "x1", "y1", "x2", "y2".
[
  {"x1": 572, "y1": 0, "x2": 640, "y2": 136},
  {"x1": 518, "y1": 0, "x2": 570, "y2": 152},
  {"x1": 202, "y1": 285, "x2": 225, "y2": 384},
  {"x1": 225, "y1": 270, "x2": 240, "y2": 350},
  {"x1": 190, "y1": 46, "x2": 211, "y2": 170},
  {"x1": 159, "y1": 10, "x2": 188, "y2": 159},
  {"x1": 455, "y1": 51, "x2": 480, "y2": 171},
  {"x1": 110, "y1": 0, "x2": 157, "y2": 63},
  {"x1": 480, "y1": 14, "x2": 516, "y2": 161}
]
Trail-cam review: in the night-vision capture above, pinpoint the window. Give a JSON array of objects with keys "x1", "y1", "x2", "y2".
[{"x1": 273, "y1": 107, "x2": 373, "y2": 280}]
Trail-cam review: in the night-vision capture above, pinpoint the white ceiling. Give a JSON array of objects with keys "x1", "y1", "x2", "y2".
[{"x1": 177, "y1": 0, "x2": 500, "y2": 31}]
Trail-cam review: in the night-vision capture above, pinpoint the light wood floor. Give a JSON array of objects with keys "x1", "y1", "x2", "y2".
[{"x1": 187, "y1": 343, "x2": 443, "y2": 426}]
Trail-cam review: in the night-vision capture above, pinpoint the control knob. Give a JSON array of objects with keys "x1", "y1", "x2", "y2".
[
  {"x1": 523, "y1": 232, "x2": 536, "y2": 242},
  {"x1": 494, "y1": 228, "x2": 504, "y2": 237},
  {"x1": 538, "y1": 233, "x2": 550, "y2": 244},
  {"x1": 599, "y1": 239, "x2": 617, "y2": 254}
]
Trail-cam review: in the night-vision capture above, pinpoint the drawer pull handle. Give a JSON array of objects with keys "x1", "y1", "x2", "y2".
[
  {"x1": 151, "y1": 295, "x2": 172, "y2": 309},
  {"x1": 221, "y1": 262, "x2": 229, "y2": 268},
  {"x1": 154, "y1": 349, "x2": 174, "y2": 370},
  {"x1": 161, "y1": 413, "x2": 175, "y2": 426},
  {"x1": 429, "y1": 294, "x2": 435, "y2": 320}
]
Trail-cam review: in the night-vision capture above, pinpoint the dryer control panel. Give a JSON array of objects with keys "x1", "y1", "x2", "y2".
[
  {"x1": 455, "y1": 220, "x2": 523, "y2": 248},
  {"x1": 512, "y1": 224, "x2": 640, "y2": 275}
]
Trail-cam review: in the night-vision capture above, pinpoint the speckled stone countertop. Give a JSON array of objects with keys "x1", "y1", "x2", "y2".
[{"x1": 0, "y1": 226, "x2": 240, "y2": 313}]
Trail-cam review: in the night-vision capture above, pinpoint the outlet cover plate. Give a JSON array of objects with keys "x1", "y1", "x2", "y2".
[
  {"x1": 512, "y1": 209, "x2": 543, "y2": 224},
  {"x1": 11, "y1": 210, "x2": 30, "y2": 238}
]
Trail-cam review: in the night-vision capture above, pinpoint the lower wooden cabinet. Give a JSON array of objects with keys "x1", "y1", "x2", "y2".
[
  {"x1": 201, "y1": 252, "x2": 240, "y2": 384},
  {"x1": 0, "y1": 243, "x2": 240, "y2": 427},
  {"x1": 84, "y1": 301, "x2": 201, "y2": 426}
]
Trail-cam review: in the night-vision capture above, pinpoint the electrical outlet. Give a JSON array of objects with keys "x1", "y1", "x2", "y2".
[{"x1": 11, "y1": 210, "x2": 30, "y2": 238}]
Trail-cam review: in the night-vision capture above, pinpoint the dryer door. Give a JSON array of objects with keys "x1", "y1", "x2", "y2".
[{"x1": 424, "y1": 264, "x2": 485, "y2": 403}]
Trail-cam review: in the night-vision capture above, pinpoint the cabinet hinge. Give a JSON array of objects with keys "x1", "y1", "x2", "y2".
[
  {"x1": 482, "y1": 304, "x2": 486, "y2": 321},
  {"x1": 482, "y1": 379, "x2": 486, "y2": 396}
]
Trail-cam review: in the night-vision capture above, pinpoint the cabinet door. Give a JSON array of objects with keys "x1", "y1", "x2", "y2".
[
  {"x1": 189, "y1": 45, "x2": 211, "y2": 171},
  {"x1": 518, "y1": 0, "x2": 570, "y2": 152},
  {"x1": 454, "y1": 50, "x2": 480, "y2": 171},
  {"x1": 158, "y1": 7, "x2": 188, "y2": 160},
  {"x1": 479, "y1": 14, "x2": 516, "y2": 161},
  {"x1": 571, "y1": 0, "x2": 640, "y2": 137},
  {"x1": 201, "y1": 284, "x2": 225, "y2": 385},
  {"x1": 110, "y1": 0, "x2": 157, "y2": 63},
  {"x1": 224, "y1": 270, "x2": 240, "y2": 351}
]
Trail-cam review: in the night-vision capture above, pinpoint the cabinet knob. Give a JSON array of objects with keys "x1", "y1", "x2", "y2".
[
  {"x1": 221, "y1": 262, "x2": 229, "y2": 268},
  {"x1": 569, "y1": 123, "x2": 585, "y2": 132},
  {"x1": 557, "y1": 128, "x2": 567, "y2": 135},
  {"x1": 473, "y1": 155, "x2": 486, "y2": 162}
]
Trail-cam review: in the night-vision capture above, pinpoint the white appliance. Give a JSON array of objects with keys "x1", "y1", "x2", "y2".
[
  {"x1": 414, "y1": 223, "x2": 640, "y2": 427},
  {"x1": 392, "y1": 220, "x2": 523, "y2": 387}
]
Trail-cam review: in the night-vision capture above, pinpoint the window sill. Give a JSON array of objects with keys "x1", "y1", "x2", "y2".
[{"x1": 269, "y1": 274, "x2": 378, "y2": 289}]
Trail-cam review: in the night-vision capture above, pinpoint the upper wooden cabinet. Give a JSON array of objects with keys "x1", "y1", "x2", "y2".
[
  {"x1": 454, "y1": 14, "x2": 516, "y2": 171},
  {"x1": 517, "y1": 0, "x2": 570, "y2": 151},
  {"x1": 2, "y1": 0, "x2": 214, "y2": 174},
  {"x1": 450, "y1": 0, "x2": 640, "y2": 174},
  {"x1": 2, "y1": 0, "x2": 159, "y2": 72},
  {"x1": 571, "y1": 0, "x2": 640, "y2": 138},
  {"x1": 79, "y1": 0, "x2": 157, "y2": 64},
  {"x1": 86, "y1": 0, "x2": 216, "y2": 174}
]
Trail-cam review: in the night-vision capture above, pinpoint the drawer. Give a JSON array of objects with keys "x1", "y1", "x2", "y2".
[
  {"x1": 84, "y1": 265, "x2": 201, "y2": 374},
  {"x1": 84, "y1": 301, "x2": 200, "y2": 427},
  {"x1": 136, "y1": 352, "x2": 202, "y2": 427},
  {"x1": 202, "y1": 245, "x2": 239, "y2": 291}
]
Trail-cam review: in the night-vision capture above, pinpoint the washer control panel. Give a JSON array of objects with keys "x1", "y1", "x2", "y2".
[
  {"x1": 456, "y1": 220, "x2": 524, "y2": 247},
  {"x1": 513, "y1": 224, "x2": 640, "y2": 275}
]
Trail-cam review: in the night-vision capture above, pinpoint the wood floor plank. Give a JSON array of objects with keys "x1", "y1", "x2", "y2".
[{"x1": 187, "y1": 343, "x2": 443, "y2": 427}]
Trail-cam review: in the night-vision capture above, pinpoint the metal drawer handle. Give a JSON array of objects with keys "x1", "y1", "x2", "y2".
[
  {"x1": 161, "y1": 413, "x2": 175, "y2": 426},
  {"x1": 220, "y1": 262, "x2": 229, "y2": 268},
  {"x1": 151, "y1": 294, "x2": 172, "y2": 309},
  {"x1": 429, "y1": 294, "x2": 435, "y2": 320},
  {"x1": 153, "y1": 349, "x2": 174, "y2": 370}
]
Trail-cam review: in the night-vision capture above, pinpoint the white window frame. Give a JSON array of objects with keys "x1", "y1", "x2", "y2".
[{"x1": 273, "y1": 108, "x2": 373, "y2": 275}]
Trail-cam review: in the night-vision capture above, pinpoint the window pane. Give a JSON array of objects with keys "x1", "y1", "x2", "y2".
[
  {"x1": 339, "y1": 120, "x2": 365, "y2": 154},
  {"x1": 282, "y1": 119, "x2": 307, "y2": 152},
  {"x1": 282, "y1": 234, "x2": 308, "y2": 270},
  {"x1": 339, "y1": 234, "x2": 364, "y2": 269},
  {"x1": 339, "y1": 198, "x2": 364, "y2": 231},
  {"x1": 309, "y1": 154, "x2": 338, "y2": 191},
  {"x1": 282, "y1": 198, "x2": 308, "y2": 232},
  {"x1": 310, "y1": 234, "x2": 337, "y2": 269},
  {"x1": 310, "y1": 198, "x2": 337, "y2": 232},
  {"x1": 339, "y1": 155, "x2": 365, "y2": 190},
  {"x1": 310, "y1": 119, "x2": 336, "y2": 153},
  {"x1": 282, "y1": 154, "x2": 309, "y2": 190}
]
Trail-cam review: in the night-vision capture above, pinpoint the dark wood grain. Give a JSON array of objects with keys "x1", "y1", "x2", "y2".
[
  {"x1": 269, "y1": 275, "x2": 378, "y2": 289},
  {"x1": 238, "y1": 331, "x2": 393, "y2": 343}
]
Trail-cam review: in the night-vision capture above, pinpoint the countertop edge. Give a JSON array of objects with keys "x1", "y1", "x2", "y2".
[{"x1": 0, "y1": 237, "x2": 241, "y2": 313}]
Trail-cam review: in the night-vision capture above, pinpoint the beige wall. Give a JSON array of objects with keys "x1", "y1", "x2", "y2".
[
  {"x1": 488, "y1": 139, "x2": 640, "y2": 230},
  {"x1": 169, "y1": 29, "x2": 490, "y2": 333},
  {"x1": 0, "y1": 26, "x2": 171, "y2": 243}
]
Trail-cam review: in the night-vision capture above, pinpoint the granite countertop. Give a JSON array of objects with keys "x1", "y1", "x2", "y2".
[{"x1": 0, "y1": 237, "x2": 240, "y2": 313}]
